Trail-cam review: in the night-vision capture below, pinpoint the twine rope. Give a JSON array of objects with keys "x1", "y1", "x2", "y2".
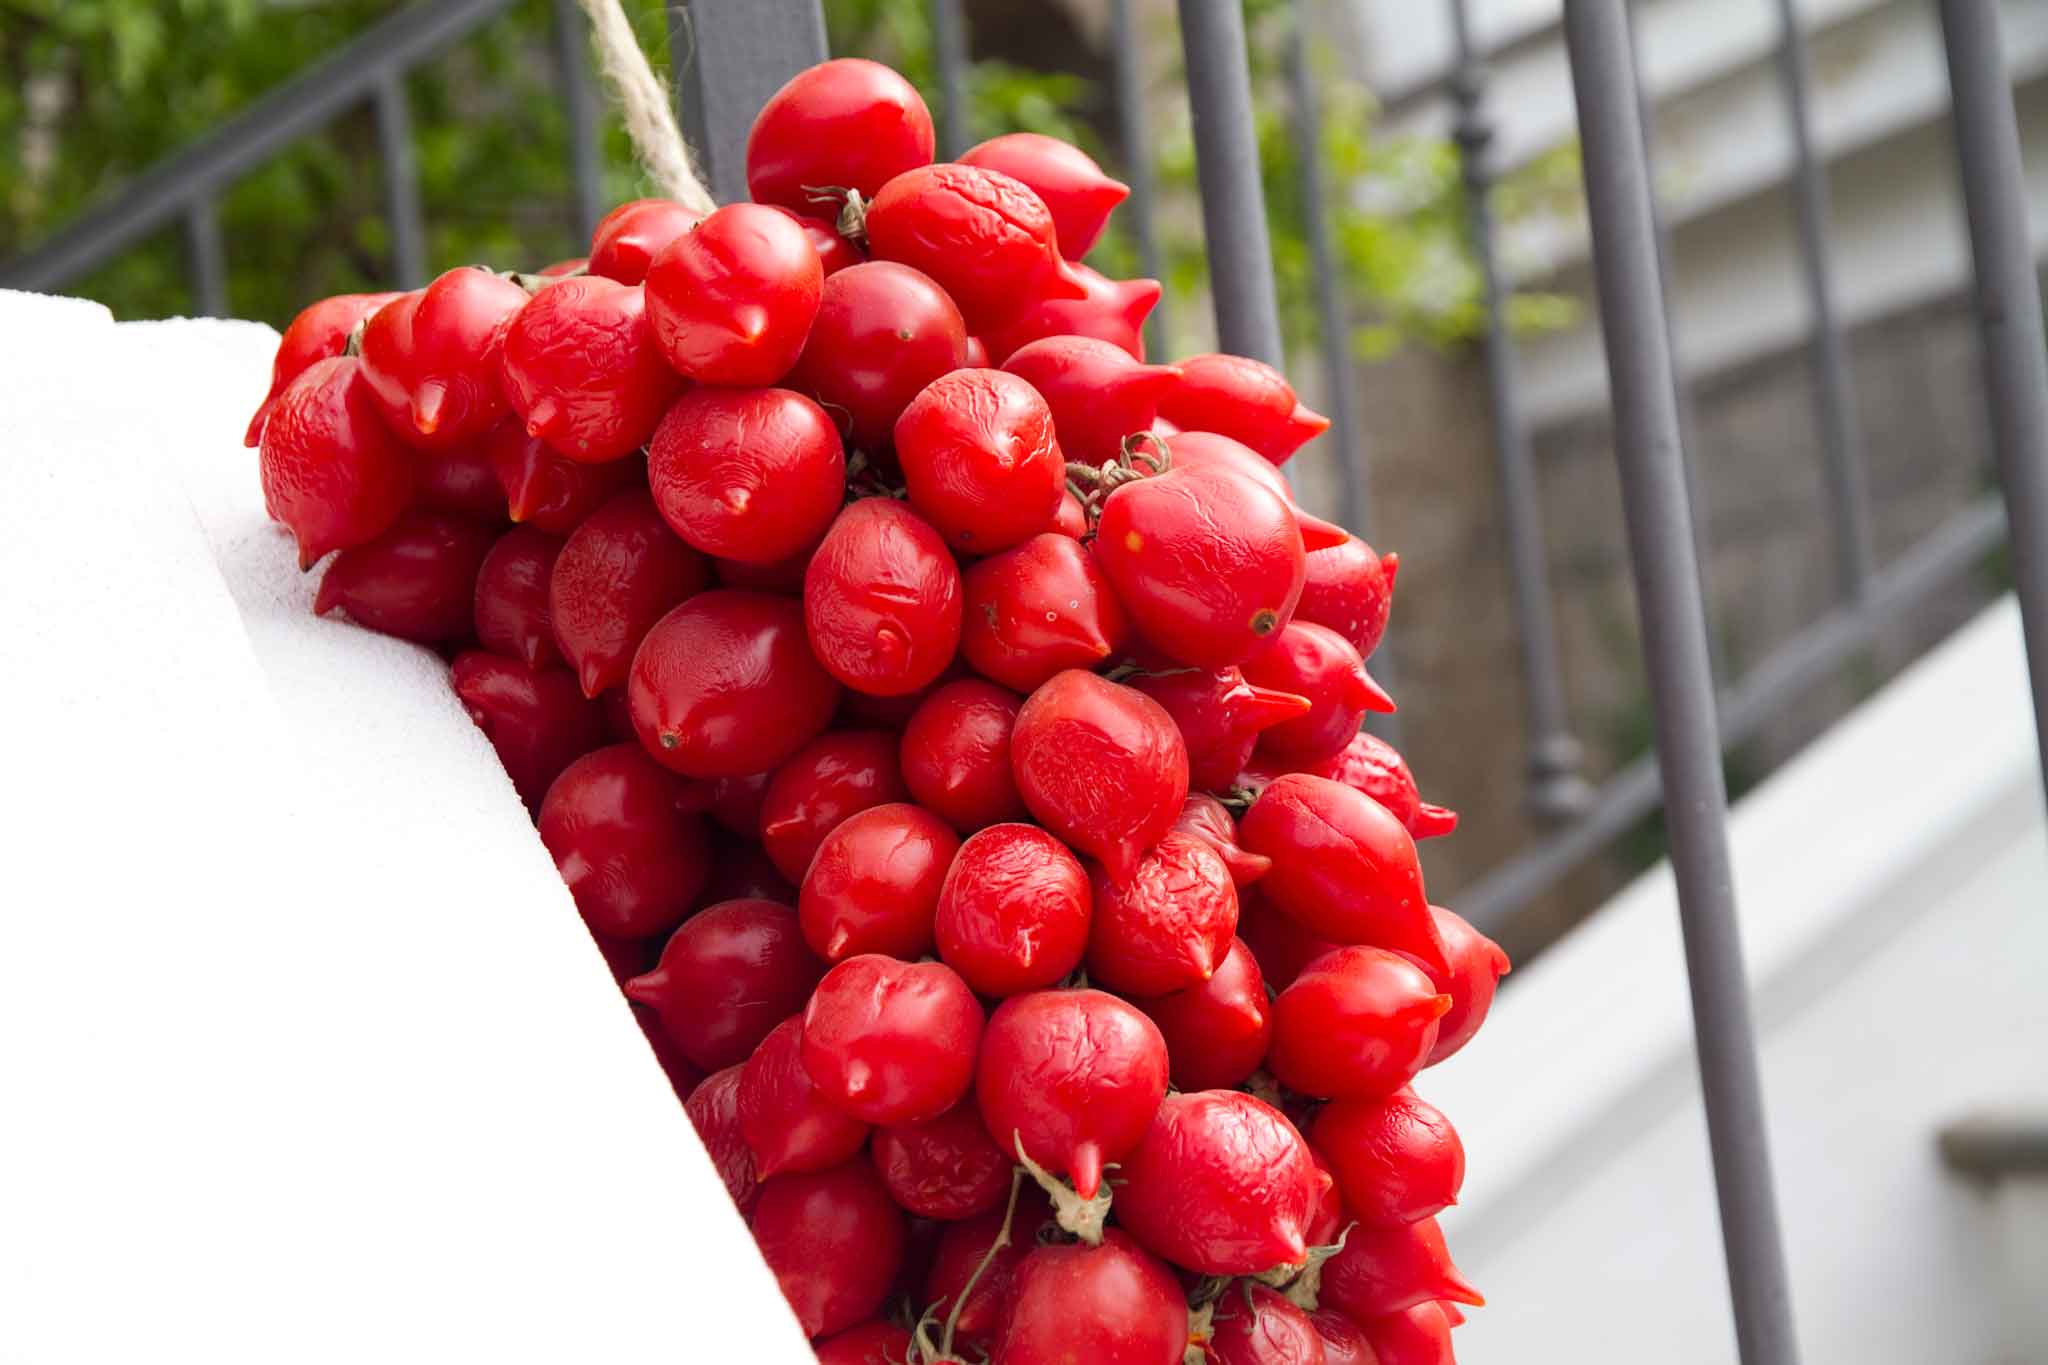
[{"x1": 572, "y1": 0, "x2": 717, "y2": 214}]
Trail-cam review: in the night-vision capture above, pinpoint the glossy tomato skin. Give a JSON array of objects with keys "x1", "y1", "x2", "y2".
[
  {"x1": 899, "y1": 679, "x2": 1029, "y2": 832},
  {"x1": 1208, "y1": 1284, "x2": 1329, "y2": 1365},
  {"x1": 737, "y1": 1015, "x2": 871, "y2": 1177},
  {"x1": 1307, "y1": 1311, "x2": 1375, "y2": 1365},
  {"x1": 980, "y1": 265, "x2": 1160, "y2": 364},
  {"x1": 798, "y1": 802, "x2": 959, "y2": 962},
  {"x1": 1307, "y1": 731, "x2": 1458, "y2": 841},
  {"x1": 1163, "y1": 430, "x2": 1350, "y2": 551},
  {"x1": 1320, "y1": 1216, "x2": 1483, "y2": 1321},
  {"x1": 538, "y1": 743, "x2": 712, "y2": 941},
  {"x1": 960, "y1": 533, "x2": 1128, "y2": 692},
  {"x1": 500, "y1": 276, "x2": 682, "y2": 463},
  {"x1": 1268, "y1": 946, "x2": 1448, "y2": 1100},
  {"x1": 1095, "y1": 465, "x2": 1307, "y2": 669},
  {"x1": 865, "y1": 164, "x2": 1086, "y2": 334},
  {"x1": 260, "y1": 356, "x2": 415, "y2": 569},
  {"x1": 1086, "y1": 833, "x2": 1240, "y2": 996},
  {"x1": 1054, "y1": 487, "x2": 1089, "y2": 537},
  {"x1": 801, "y1": 955, "x2": 983, "y2": 1125},
  {"x1": 1238, "y1": 774, "x2": 1444, "y2": 974},
  {"x1": 245, "y1": 290, "x2": 402, "y2": 445},
  {"x1": 1010, "y1": 670, "x2": 1189, "y2": 883},
  {"x1": 473, "y1": 525, "x2": 564, "y2": 668},
  {"x1": 647, "y1": 386, "x2": 845, "y2": 563},
  {"x1": 643, "y1": 203, "x2": 823, "y2": 386},
  {"x1": 895, "y1": 368, "x2": 1067, "y2": 554},
  {"x1": 758, "y1": 730, "x2": 908, "y2": 883},
  {"x1": 750, "y1": 1157, "x2": 907, "y2": 1340},
  {"x1": 813, "y1": 1321, "x2": 916, "y2": 1365},
  {"x1": 1244, "y1": 622, "x2": 1391, "y2": 766},
  {"x1": 1131, "y1": 664, "x2": 1309, "y2": 791},
  {"x1": 788, "y1": 261, "x2": 967, "y2": 452},
  {"x1": 449, "y1": 652, "x2": 607, "y2": 811},
  {"x1": 927, "y1": 1197, "x2": 1050, "y2": 1350},
  {"x1": 1002, "y1": 335, "x2": 1181, "y2": 468},
  {"x1": 485, "y1": 422, "x2": 643, "y2": 533},
  {"x1": 745, "y1": 58, "x2": 935, "y2": 212},
  {"x1": 313, "y1": 510, "x2": 496, "y2": 644},
  {"x1": 1173, "y1": 793, "x2": 1272, "y2": 887},
  {"x1": 1131, "y1": 936, "x2": 1272, "y2": 1092},
  {"x1": 935, "y1": 823, "x2": 1092, "y2": 996},
  {"x1": 773, "y1": 207, "x2": 864, "y2": 276},
  {"x1": 1115, "y1": 1090, "x2": 1327, "y2": 1277},
  {"x1": 1357, "y1": 1303, "x2": 1456, "y2": 1365},
  {"x1": 416, "y1": 438, "x2": 510, "y2": 524},
  {"x1": 629, "y1": 899, "x2": 823, "y2": 1069},
  {"x1": 705, "y1": 771, "x2": 774, "y2": 838},
  {"x1": 698, "y1": 830, "x2": 796, "y2": 906},
  {"x1": 959, "y1": 132, "x2": 1129, "y2": 259},
  {"x1": 994, "y1": 1229, "x2": 1188, "y2": 1365},
  {"x1": 629, "y1": 590, "x2": 842, "y2": 778},
  {"x1": 1312, "y1": 1087, "x2": 1464, "y2": 1226},
  {"x1": 1235, "y1": 884, "x2": 1339, "y2": 993},
  {"x1": 359, "y1": 268, "x2": 529, "y2": 449},
  {"x1": 682, "y1": 1063, "x2": 760, "y2": 1215},
  {"x1": 549, "y1": 488, "x2": 711, "y2": 697},
  {"x1": 1298, "y1": 538, "x2": 1398, "y2": 661},
  {"x1": 975, "y1": 989, "x2": 1166, "y2": 1200},
  {"x1": 1423, "y1": 906, "x2": 1510, "y2": 1064},
  {"x1": 588, "y1": 198, "x2": 705, "y2": 285},
  {"x1": 1158, "y1": 352, "x2": 1330, "y2": 466},
  {"x1": 804, "y1": 498, "x2": 963, "y2": 697},
  {"x1": 871, "y1": 1097, "x2": 1011, "y2": 1220}
]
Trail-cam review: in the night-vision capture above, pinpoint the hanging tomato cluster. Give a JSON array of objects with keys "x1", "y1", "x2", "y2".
[{"x1": 251, "y1": 54, "x2": 1506, "y2": 1365}]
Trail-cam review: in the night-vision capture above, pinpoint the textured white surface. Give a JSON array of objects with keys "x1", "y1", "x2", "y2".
[{"x1": 0, "y1": 295, "x2": 812, "y2": 1364}]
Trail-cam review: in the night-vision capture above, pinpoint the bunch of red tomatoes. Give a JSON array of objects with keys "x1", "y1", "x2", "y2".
[{"x1": 250, "y1": 55, "x2": 1506, "y2": 1365}]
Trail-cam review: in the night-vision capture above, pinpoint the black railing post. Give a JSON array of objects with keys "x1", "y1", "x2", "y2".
[
  {"x1": 372, "y1": 72, "x2": 428, "y2": 288},
  {"x1": 930, "y1": 0, "x2": 971, "y2": 159},
  {"x1": 184, "y1": 197, "x2": 228, "y2": 317},
  {"x1": 1110, "y1": 0, "x2": 1168, "y2": 351},
  {"x1": 1563, "y1": 3, "x2": 1802, "y2": 1362},
  {"x1": 672, "y1": 0, "x2": 830, "y2": 206},
  {"x1": 551, "y1": 0, "x2": 604, "y2": 244}
]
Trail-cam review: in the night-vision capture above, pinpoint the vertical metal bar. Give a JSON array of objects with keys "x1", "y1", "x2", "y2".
[
  {"x1": 1772, "y1": 0, "x2": 1874, "y2": 601},
  {"x1": 184, "y1": 196, "x2": 228, "y2": 318},
  {"x1": 1564, "y1": 5, "x2": 1801, "y2": 1362},
  {"x1": 1111, "y1": 0, "x2": 1169, "y2": 352},
  {"x1": 672, "y1": 0, "x2": 829, "y2": 205},
  {"x1": 551, "y1": 0, "x2": 603, "y2": 244},
  {"x1": 1448, "y1": 0, "x2": 1590, "y2": 821},
  {"x1": 373, "y1": 71, "x2": 427, "y2": 288},
  {"x1": 930, "y1": 0, "x2": 971, "y2": 159},
  {"x1": 1939, "y1": 0, "x2": 2048, "y2": 801},
  {"x1": 1176, "y1": 0, "x2": 1284, "y2": 367}
]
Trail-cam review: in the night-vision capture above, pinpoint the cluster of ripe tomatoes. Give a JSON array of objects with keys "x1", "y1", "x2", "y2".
[{"x1": 249, "y1": 55, "x2": 1505, "y2": 1365}]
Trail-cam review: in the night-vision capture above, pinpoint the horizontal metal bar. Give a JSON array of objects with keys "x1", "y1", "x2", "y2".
[
  {"x1": 1462, "y1": 495, "x2": 2009, "y2": 934},
  {"x1": 0, "y1": 0, "x2": 519, "y2": 295}
]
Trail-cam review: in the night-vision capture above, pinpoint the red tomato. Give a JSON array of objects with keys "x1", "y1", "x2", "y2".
[
  {"x1": 771, "y1": 206, "x2": 864, "y2": 276},
  {"x1": 865, "y1": 164, "x2": 1087, "y2": 334},
  {"x1": 1357, "y1": 1303, "x2": 1456, "y2": 1365},
  {"x1": 697, "y1": 831, "x2": 796, "y2": 906},
  {"x1": 788, "y1": 261, "x2": 967, "y2": 452},
  {"x1": 1234, "y1": 884, "x2": 1338, "y2": 993},
  {"x1": 313, "y1": 510, "x2": 496, "y2": 644},
  {"x1": 485, "y1": 421, "x2": 644, "y2": 534},
  {"x1": 1113, "y1": 1089, "x2": 1326, "y2": 1277},
  {"x1": 750, "y1": 1157, "x2": 907, "y2": 1339},
  {"x1": 706, "y1": 771, "x2": 774, "y2": 838},
  {"x1": 746, "y1": 58, "x2": 935, "y2": 213},
  {"x1": 993, "y1": 1230, "x2": 1189, "y2": 1365},
  {"x1": 1267, "y1": 947, "x2": 1448, "y2": 1100},
  {"x1": 1422, "y1": 906, "x2": 1510, "y2": 1065},
  {"x1": 449, "y1": 652, "x2": 606, "y2": 811},
  {"x1": 259, "y1": 355, "x2": 414, "y2": 569},
  {"x1": 1163, "y1": 430, "x2": 1351, "y2": 550},
  {"x1": 245, "y1": 290, "x2": 401, "y2": 446},
  {"x1": 536, "y1": 257, "x2": 587, "y2": 278},
  {"x1": 682, "y1": 1064, "x2": 760, "y2": 1215},
  {"x1": 1095, "y1": 465, "x2": 1307, "y2": 669},
  {"x1": 628, "y1": 590, "x2": 842, "y2": 778},
  {"x1": 1320, "y1": 1216, "x2": 1483, "y2": 1321},
  {"x1": 416, "y1": 438, "x2": 509, "y2": 524},
  {"x1": 1054, "y1": 486, "x2": 1089, "y2": 537},
  {"x1": 926, "y1": 1196, "x2": 1050, "y2": 1350},
  {"x1": 801, "y1": 955, "x2": 983, "y2": 1125},
  {"x1": 1130, "y1": 664, "x2": 1310, "y2": 791},
  {"x1": 1308, "y1": 1310, "x2": 1375, "y2": 1365},
  {"x1": 1305, "y1": 1147, "x2": 1348, "y2": 1246},
  {"x1": 979, "y1": 264, "x2": 1159, "y2": 364},
  {"x1": 872, "y1": 1098, "x2": 1011, "y2": 1220},
  {"x1": 1158, "y1": 352, "x2": 1330, "y2": 466},
  {"x1": 1243, "y1": 622, "x2": 1392, "y2": 766},
  {"x1": 500, "y1": 276, "x2": 682, "y2": 463},
  {"x1": 1306, "y1": 731, "x2": 1458, "y2": 841},
  {"x1": 960, "y1": 534, "x2": 1128, "y2": 692},
  {"x1": 1172, "y1": 793, "x2": 1272, "y2": 888},
  {"x1": 359, "y1": 268, "x2": 529, "y2": 449},
  {"x1": 549, "y1": 489, "x2": 711, "y2": 697},
  {"x1": 935, "y1": 823, "x2": 1092, "y2": 996},
  {"x1": 1085, "y1": 833, "x2": 1239, "y2": 996},
  {"x1": 1237, "y1": 773, "x2": 1444, "y2": 973},
  {"x1": 1002, "y1": 335, "x2": 1181, "y2": 468},
  {"x1": 588, "y1": 197, "x2": 705, "y2": 285},
  {"x1": 1312, "y1": 1087, "x2": 1464, "y2": 1226},
  {"x1": 627, "y1": 899, "x2": 823, "y2": 1070},
  {"x1": 813, "y1": 1320, "x2": 915, "y2": 1365},
  {"x1": 473, "y1": 525, "x2": 563, "y2": 669},
  {"x1": 643, "y1": 204, "x2": 823, "y2": 386},
  {"x1": 650, "y1": 391, "x2": 843, "y2": 570},
  {"x1": 737, "y1": 1015, "x2": 870, "y2": 1177},
  {"x1": 899, "y1": 679, "x2": 1029, "y2": 832},
  {"x1": 538, "y1": 743, "x2": 712, "y2": 941},
  {"x1": 959, "y1": 132, "x2": 1129, "y2": 259},
  {"x1": 894, "y1": 368, "x2": 1067, "y2": 553},
  {"x1": 1207, "y1": 1284, "x2": 1328, "y2": 1365},
  {"x1": 803, "y1": 498, "x2": 963, "y2": 697},
  {"x1": 798, "y1": 802, "x2": 959, "y2": 962},
  {"x1": 1298, "y1": 538, "x2": 1398, "y2": 660},
  {"x1": 1011, "y1": 670, "x2": 1189, "y2": 882},
  {"x1": 1131, "y1": 936, "x2": 1272, "y2": 1092},
  {"x1": 758, "y1": 730, "x2": 908, "y2": 883}
]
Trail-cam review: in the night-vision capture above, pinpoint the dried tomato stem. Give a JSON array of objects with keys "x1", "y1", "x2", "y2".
[
  {"x1": 1012, "y1": 1133, "x2": 1111, "y2": 1246},
  {"x1": 935, "y1": 1167, "x2": 1026, "y2": 1360}
]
